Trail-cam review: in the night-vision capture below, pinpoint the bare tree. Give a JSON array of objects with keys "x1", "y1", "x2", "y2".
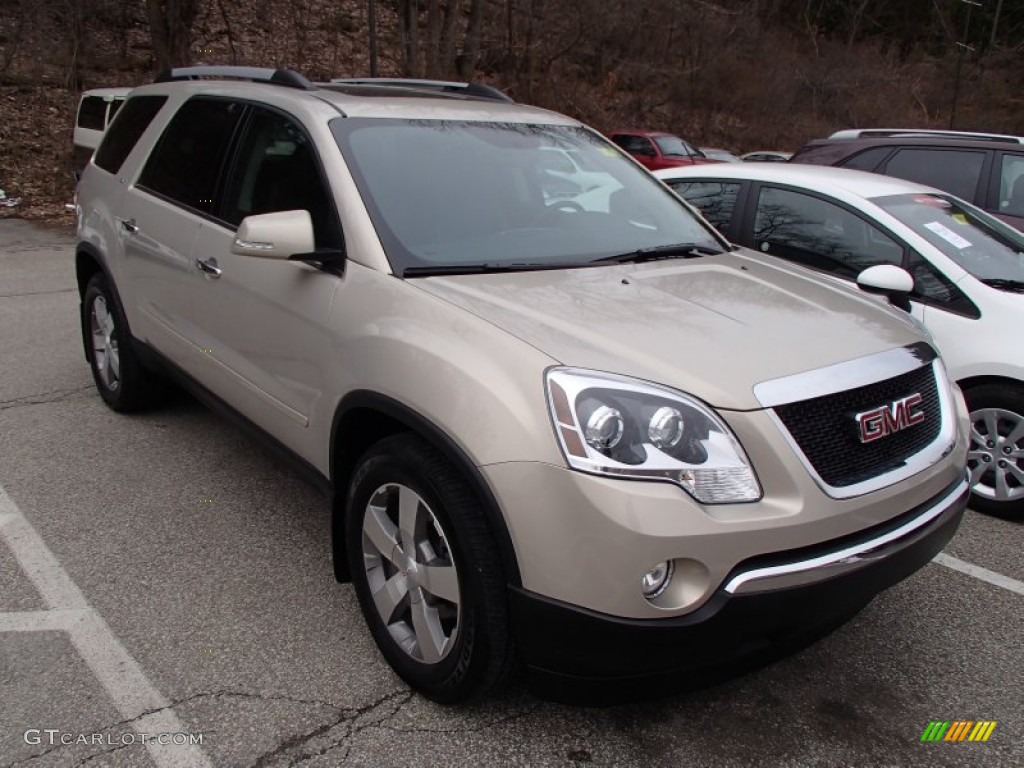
[{"x1": 146, "y1": 0, "x2": 200, "y2": 73}]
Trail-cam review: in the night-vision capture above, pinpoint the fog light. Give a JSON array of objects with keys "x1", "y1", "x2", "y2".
[{"x1": 641, "y1": 560, "x2": 674, "y2": 599}]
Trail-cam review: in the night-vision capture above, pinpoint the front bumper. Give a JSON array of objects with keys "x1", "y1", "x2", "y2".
[{"x1": 509, "y1": 476, "x2": 966, "y2": 693}]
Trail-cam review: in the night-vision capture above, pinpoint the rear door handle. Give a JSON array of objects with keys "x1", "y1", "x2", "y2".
[
  {"x1": 195, "y1": 257, "x2": 222, "y2": 278},
  {"x1": 120, "y1": 218, "x2": 139, "y2": 234}
]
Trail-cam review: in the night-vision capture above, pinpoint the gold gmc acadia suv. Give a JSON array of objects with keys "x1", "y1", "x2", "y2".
[{"x1": 74, "y1": 67, "x2": 970, "y2": 703}]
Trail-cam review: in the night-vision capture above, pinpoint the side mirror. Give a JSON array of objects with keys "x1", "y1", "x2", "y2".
[
  {"x1": 232, "y1": 210, "x2": 314, "y2": 259},
  {"x1": 857, "y1": 264, "x2": 914, "y2": 312}
]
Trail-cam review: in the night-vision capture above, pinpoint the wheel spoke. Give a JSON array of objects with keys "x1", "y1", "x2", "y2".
[
  {"x1": 398, "y1": 486, "x2": 422, "y2": 552},
  {"x1": 1004, "y1": 418, "x2": 1024, "y2": 446},
  {"x1": 994, "y1": 468, "x2": 1011, "y2": 500},
  {"x1": 410, "y1": 596, "x2": 447, "y2": 663},
  {"x1": 363, "y1": 503, "x2": 400, "y2": 564},
  {"x1": 983, "y1": 411, "x2": 1000, "y2": 444},
  {"x1": 419, "y1": 562, "x2": 459, "y2": 605},
  {"x1": 969, "y1": 424, "x2": 987, "y2": 447},
  {"x1": 107, "y1": 344, "x2": 120, "y2": 379},
  {"x1": 1006, "y1": 462, "x2": 1024, "y2": 485},
  {"x1": 968, "y1": 462, "x2": 988, "y2": 485},
  {"x1": 371, "y1": 571, "x2": 408, "y2": 625}
]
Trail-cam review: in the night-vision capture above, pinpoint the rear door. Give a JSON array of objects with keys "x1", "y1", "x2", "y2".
[{"x1": 120, "y1": 97, "x2": 246, "y2": 372}]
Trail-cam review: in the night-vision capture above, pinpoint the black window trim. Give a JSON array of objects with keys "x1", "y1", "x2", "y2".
[
  {"x1": 737, "y1": 180, "x2": 980, "y2": 319},
  {"x1": 986, "y1": 149, "x2": 1024, "y2": 217}
]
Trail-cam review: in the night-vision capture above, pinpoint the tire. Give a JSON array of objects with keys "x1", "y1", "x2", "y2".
[
  {"x1": 346, "y1": 434, "x2": 515, "y2": 702},
  {"x1": 82, "y1": 272, "x2": 162, "y2": 412},
  {"x1": 964, "y1": 382, "x2": 1024, "y2": 520}
]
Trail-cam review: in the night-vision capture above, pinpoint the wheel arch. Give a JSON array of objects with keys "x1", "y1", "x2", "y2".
[
  {"x1": 329, "y1": 390, "x2": 522, "y2": 588},
  {"x1": 956, "y1": 375, "x2": 1024, "y2": 397},
  {"x1": 75, "y1": 243, "x2": 114, "y2": 360}
]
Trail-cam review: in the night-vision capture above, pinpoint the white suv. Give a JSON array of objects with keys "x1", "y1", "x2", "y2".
[{"x1": 75, "y1": 67, "x2": 968, "y2": 703}]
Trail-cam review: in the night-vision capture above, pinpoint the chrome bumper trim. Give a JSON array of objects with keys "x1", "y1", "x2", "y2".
[{"x1": 724, "y1": 478, "x2": 968, "y2": 595}]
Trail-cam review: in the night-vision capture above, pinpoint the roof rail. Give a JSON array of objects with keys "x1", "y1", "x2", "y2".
[
  {"x1": 154, "y1": 66, "x2": 315, "y2": 91},
  {"x1": 828, "y1": 128, "x2": 1024, "y2": 144},
  {"x1": 329, "y1": 77, "x2": 514, "y2": 103}
]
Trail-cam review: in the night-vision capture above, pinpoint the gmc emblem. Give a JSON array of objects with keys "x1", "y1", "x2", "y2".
[{"x1": 854, "y1": 393, "x2": 925, "y2": 444}]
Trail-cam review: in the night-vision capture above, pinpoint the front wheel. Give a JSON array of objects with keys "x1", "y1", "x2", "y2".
[
  {"x1": 964, "y1": 383, "x2": 1024, "y2": 520},
  {"x1": 345, "y1": 434, "x2": 515, "y2": 702}
]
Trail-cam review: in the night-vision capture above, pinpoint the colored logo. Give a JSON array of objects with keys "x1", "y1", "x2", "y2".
[
  {"x1": 920, "y1": 721, "x2": 997, "y2": 742},
  {"x1": 855, "y1": 393, "x2": 925, "y2": 443}
]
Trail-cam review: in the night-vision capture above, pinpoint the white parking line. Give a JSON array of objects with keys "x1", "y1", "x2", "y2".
[
  {"x1": 0, "y1": 485, "x2": 213, "y2": 768},
  {"x1": 934, "y1": 552, "x2": 1024, "y2": 596}
]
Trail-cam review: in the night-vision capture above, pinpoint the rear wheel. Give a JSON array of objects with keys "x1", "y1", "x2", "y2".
[
  {"x1": 964, "y1": 383, "x2": 1024, "y2": 520},
  {"x1": 346, "y1": 434, "x2": 515, "y2": 702},
  {"x1": 82, "y1": 273, "x2": 162, "y2": 412}
]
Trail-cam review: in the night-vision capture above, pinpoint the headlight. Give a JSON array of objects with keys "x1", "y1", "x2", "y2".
[{"x1": 545, "y1": 368, "x2": 761, "y2": 503}]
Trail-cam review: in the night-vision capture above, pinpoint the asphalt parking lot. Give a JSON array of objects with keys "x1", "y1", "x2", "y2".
[{"x1": 1, "y1": 218, "x2": 1021, "y2": 768}]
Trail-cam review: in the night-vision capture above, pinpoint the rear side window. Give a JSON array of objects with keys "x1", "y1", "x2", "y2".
[
  {"x1": 94, "y1": 96, "x2": 167, "y2": 175},
  {"x1": 138, "y1": 98, "x2": 244, "y2": 215},
  {"x1": 838, "y1": 146, "x2": 892, "y2": 171},
  {"x1": 883, "y1": 149, "x2": 985, "y2": 201},
  {"x1": 77, "y1": 96, "x2": 107, "y2": 130},
  {"x1": 612, "y1": 135, "x2": 656, "y2": 156},
  {"x1": 667, "y1": 180, "x2": 741, "y2": 231}
]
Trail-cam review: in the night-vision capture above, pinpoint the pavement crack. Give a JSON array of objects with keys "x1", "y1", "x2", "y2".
[
  {"x1": 0, "y1": 386, "x2": 94, "y2": 412},
  {"x1": 247, "y1": 689, "x2": 414, "y2": 768},
  {"x1": 74, "y1": 741, "x2": 132, "y2": 767}
]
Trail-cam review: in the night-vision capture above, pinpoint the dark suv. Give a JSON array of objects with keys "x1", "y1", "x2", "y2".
[{"x1": 790, "y1": 129, "x2": 1024, "y2": 232}]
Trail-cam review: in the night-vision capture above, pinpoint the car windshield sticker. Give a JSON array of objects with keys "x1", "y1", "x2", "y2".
[
  {"x1": 924, "y1": 221, "x2": 972, "y2": 249},
  {"x1": 951, "y1": 212, "x2": 969, "y2": 225}
]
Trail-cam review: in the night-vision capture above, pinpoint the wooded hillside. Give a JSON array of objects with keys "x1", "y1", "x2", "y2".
[{"x1": 1, "y1": 0, "x2": 1022, "y2": 221}]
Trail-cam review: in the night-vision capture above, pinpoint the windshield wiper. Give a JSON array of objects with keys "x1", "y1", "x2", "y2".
[
  {"x1": 980, "y1": 278, "x2": 1024, "y2": 293},
  {"x1": 593, "y1": 243, "x2": 726, "y2": 265}
]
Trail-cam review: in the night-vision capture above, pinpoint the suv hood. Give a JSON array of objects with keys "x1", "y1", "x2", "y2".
[{"x1": 413, "y1": 250, "x2": 926, "y2": 410}]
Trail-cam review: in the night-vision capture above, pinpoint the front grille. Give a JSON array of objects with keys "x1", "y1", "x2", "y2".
[{"x1": 774, "y1": 364, "x2": 941, "y2": 488}]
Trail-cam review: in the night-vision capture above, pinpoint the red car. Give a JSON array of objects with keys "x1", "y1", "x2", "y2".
[{"x1": 609, "y1": 130, "x2": 720, "y2": 170}]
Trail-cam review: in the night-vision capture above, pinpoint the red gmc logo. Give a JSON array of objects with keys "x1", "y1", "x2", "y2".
[{"x1": 855, "y1": 393, "x2": 925, "y2": 443}]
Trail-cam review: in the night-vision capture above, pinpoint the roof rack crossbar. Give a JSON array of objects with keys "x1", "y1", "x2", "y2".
[
  {"x1": 155, "y1": 66, "x2": 315, "y2": 91},
  {"x1": 329, "y1": 77, "x2": 514, "y2": 103},
  {"x1": 828, "y1": 128, "x2": 1024, "y2": 144}
]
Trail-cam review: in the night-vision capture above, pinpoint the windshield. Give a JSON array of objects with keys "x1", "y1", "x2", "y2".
[
  {"x1": 653, "y1": 136, "x2": 697, "y2": 158},
  {"x1": 331, "y1": 119, "x2": 721, "y2": 275},
  {"x1": 873, "y1": 193, "x2": 1024, "y2": 284}
]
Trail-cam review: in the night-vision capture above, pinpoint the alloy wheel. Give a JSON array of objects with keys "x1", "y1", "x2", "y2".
[
  {"x1": 967, "y1": 407, "x2": 1024, "y2": 502},
  {"x1": 361, "y1": 483, "x2": 461, "y2": 663},
  {"x1": 90, "y1": 295, "x2": 120, "y2": 391}
]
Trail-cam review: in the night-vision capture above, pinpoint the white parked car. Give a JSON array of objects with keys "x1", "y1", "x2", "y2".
[
  {"x1": 656, "y1": 163, "x2": 1024, "y2": 518},
  {"x1": 73, "y1": 87, "x2": 132, "y2": 176}
]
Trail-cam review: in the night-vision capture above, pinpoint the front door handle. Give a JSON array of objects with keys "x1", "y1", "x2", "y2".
[
  {"x1": 195, "y1": 257, "x2": 222, "y2": 278},
  {"x1": 120, "y1": 218, "x2": 139, "y2": 234}
]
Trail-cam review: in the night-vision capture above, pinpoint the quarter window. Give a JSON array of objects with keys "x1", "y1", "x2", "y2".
[
  {"x1": 753, "y1": 187, "x2": 903, "y2": 278},
  {"x1": 667, "y1": 180, "x2": 741, "y2": 231},
  {"x1": 138, "y1": 98, "x2": 244, "y2": 215},
  {"x1": 883, "y1": 148, "x2": 985, "y2": 202},
  {"x1": 93, "y1": 96, "x2": 167, "y2": 175}
]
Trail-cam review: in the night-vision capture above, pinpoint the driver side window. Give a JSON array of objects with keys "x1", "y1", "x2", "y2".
[{"x1": 222, "y1": 108, "x2": 341, "y2": 250}]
